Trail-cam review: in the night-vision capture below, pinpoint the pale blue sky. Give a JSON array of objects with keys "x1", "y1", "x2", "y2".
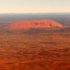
[{"x1": 0, "y1": 0, "x2": 70, "y2": 13}]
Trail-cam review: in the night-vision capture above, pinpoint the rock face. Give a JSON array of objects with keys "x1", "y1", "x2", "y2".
[{"x1": 9, "y1": 19, "x2": 63, "y2": 29}]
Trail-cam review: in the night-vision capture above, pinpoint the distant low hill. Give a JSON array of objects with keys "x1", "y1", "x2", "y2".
[{"x1": 8, "y1": 19, "x2": 63, "y2": 30}]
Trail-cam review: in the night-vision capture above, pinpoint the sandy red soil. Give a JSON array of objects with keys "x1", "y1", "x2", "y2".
[
  {"x1": 9, "y1": 19, "x2": 63, "y2": 29},
  {"x1": 0, "y1": 29, "x2": 70, "y2": 70}
]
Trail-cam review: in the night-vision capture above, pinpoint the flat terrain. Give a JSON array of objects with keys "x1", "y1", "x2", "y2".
[{"x1": 0, "y1": 28, "x2": 70, "y2": 70}]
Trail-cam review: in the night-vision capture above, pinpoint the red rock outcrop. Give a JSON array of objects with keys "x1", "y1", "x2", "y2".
[{"x1": 9, "y1": 19, "x2": 63, "y2": 29}]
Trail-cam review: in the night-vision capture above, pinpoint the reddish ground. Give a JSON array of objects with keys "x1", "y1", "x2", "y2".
[
  {"x1": 9, "y1": 19, "x2": 63, "y2": 29},
  {"x1": 0, "y1": 29, "x2": 70, "y2": 70}
]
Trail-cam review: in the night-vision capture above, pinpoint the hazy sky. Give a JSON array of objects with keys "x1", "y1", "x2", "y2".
[{"x1": 0, "y1": 0, "x2": 70, "y2": 13}]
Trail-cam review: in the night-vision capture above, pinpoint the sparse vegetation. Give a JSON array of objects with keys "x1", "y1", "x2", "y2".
[{"x1": 0, "y1": 27, "x2": 70, "y2": 70}]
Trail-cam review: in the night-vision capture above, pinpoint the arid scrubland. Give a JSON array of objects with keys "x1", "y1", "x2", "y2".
[{"x1": 0, "y1": 28, "x2": 70, "y2": 70}]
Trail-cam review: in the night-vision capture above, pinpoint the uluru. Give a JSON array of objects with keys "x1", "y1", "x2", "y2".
[{"x1": 9, "y1": 19, "x2": 63, "y2": 29}]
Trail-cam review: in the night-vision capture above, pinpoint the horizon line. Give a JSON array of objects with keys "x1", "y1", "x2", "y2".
[{"x1": 0, "y1": 12, "x2": 70, "y2": 14}]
